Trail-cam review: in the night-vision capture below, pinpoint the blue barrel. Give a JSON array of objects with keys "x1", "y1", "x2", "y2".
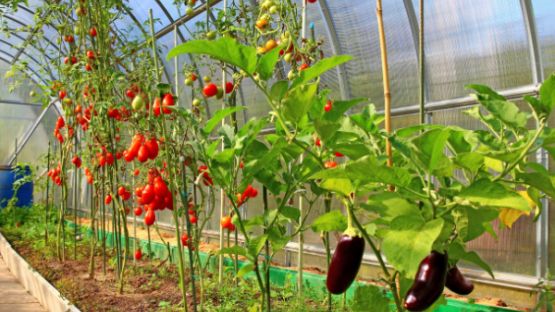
[{"x1": 0, "y1": 165, "x2": 33, "y2": 208}]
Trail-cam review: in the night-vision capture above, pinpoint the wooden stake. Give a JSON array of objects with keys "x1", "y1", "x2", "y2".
[{"x1": 376, "y1": 0, "x2": 393, "y2": 171}]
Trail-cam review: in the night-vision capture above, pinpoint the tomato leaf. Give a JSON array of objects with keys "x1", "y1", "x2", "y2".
[
  {"x1": 458, "y1": 179, "x2": 530, "y2": 211},
  {"x1": 257, "y1": 45, "x2": 282, "y2": 81},
  {"x1": 538, "y1": 73, "x2": 555, "y2": 116},
  {"x1": 362, "y1": 192, "x2": 420, "y2": 222},
  {"x1": 291, "y1": 55, "x2": 352, "y2": 89},
  {"x1": 468, "y1": 85, "x2": 529, "y2": 130},
  {"x1": 282, "y1": 82, "x2": 318, "y2": 124},
  {"x1": 203, "y1": 106, "x2": 245, "y2": 134},
  {"x1": 382, "y1": 215, "x2": 444, "y2": 277},
  {"x1": 320, "y1": 178, "x2": 353, "y2": 196},
  {"x1": 167, "y1": 38, "x2": 258, "y2": 74},
  {"x1": 280, "y1": 206, "x2": 300, "y2": 221},
  {"x1": 311, "y1": 210, "x2": 347, "y2": 232}
]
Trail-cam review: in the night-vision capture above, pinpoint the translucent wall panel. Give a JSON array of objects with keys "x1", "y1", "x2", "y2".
[
  {"x1": 15, "y1": 104, "x2": 58, "y2": 165},
  {"x1": 432, "y1": 107, "x2": 536, "y2": 276},
  {"x1": 0, "y1": 104, "x2": 42, "y2": 164},
  {"x1": 533, "y1": 0, "x2": 555, "y2": 78},
  {"x1": 327, "y1": 0, "x2": 418, "y2": 110},
  {"x1": 420, "y1": 0, "x2": 533, "y2": 101},
  {"x1": 128, "y1": 1, "x2": 171, "y2": 32}
]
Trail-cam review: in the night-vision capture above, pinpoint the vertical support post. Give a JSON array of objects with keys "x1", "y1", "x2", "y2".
[
  {"x1": 418, "y1": 0, "x2": 425, "y2": 125},
  {"x1": 520, "y1": 0, "x2": 548, "y2": 280}
]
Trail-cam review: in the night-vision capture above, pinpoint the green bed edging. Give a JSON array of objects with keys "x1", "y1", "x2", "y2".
[{"x1": 70, "y1": 222, "x2": 519, "y2": 312}]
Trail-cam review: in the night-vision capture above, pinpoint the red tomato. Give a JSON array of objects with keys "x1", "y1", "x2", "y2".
[
  {"x1": 89, "y1": 27, "x2": 97, "y2": 37},
  {"x1": 85, "y1": 63, "x2": 92, "y2": 71},
  {"x1": 86, "y1": 50, "x2": 95, "y2": 59},
  {"x1": 144, "y1": 138, "x2": 159, "y2": 159},
  {"x1": 71, "y1": 156, "x2": 82, "y2": 168},
  {"x1": 134, "y1": 207, "x2": 143, "y2": 216},
  {"x1": 225, "y1": 82, "x2": 234, "y2": 94},
  {"x1": 137, "y1": 145, "x2": 149, "y2": 163},
  {"x1": 203, "y1": 83, "x2": 218, "y2": 97},
  {"x1": 315, "y1": 138, "x2": 321, "y2": 147},
  {"x1": 125, "y1": 89, "x2": 136, "y2": 99},
  {"x1": 335, "y1": 151, "x2": 344, "y2": 157},
  {"x1": 324, "y1": 161, "x2": 337, "y2": 169},
  {"x1": 58, "y1": 90, "x2": 67, "y2": 100},
  {"x1": 153, "y1": 97, "x2": 161, "y2": 116},
  {"x1": 324, "y1": 100, "x2": 332, "y2": 112},
  {"x1": 134, "y1": 248, "x2": 142, "y2": 260},
  {"x1": 189, "y1": 215, "x2": 197, "y2": 224},
  {"x1": 133, "y1": 169, "x2": 140, "y2": 176},
  {"x1": 105, "y1": 152, "x2": 114, "y2": 165},
  {"x1": 220, "y1": 215, "x2": 233, "y2": 230},
  {"x1": 118, "y1": 186, "x2": 127, "y2": 197},
  {"x1": 144, "y1": 208, "x2": 155, "y2": 226},
  {"x1": 56, "y1": 116, "x2": 65, "y2": 129},
  {"x1": 105, "y1": 194, "x2": 112, "y2": 205},
  {"x1": 141, "y1": 184, "x2": 155, "y2": 204}
]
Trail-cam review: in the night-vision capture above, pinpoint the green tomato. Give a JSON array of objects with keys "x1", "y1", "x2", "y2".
[
  {"x1": 184, "y1": 78, "x2": 194, "y2": 86},
  {"x1": 216, "y1": 87, "x2": 224, "y2": 99},
  {"x1": 206, "y1": 31, "x2": 216, "y2": 40},
  {"x1": 269, "y1": 5, "x2": 279, "y2": 14},
  {"x1": 29, "y1": 90, "x2": 36, "y2": 97},
  {"x1": 283, "y1": 53, "x2": 292, "y2": 63},
  {"x1": 287, "y1": 70, "x2": 296, "y2": 80},
  {"x1": 186, "y1": 7, "x2": 194, "y2": 16},
  {"x1": 131, "y1": 95, "x2": 145, "y2": 110},
  {"x1": 203, "y1": 76, "x2": 211, "y2": 83},
  {"x1": 192, "y1": 98, "x2": 201, "y2": 106}
]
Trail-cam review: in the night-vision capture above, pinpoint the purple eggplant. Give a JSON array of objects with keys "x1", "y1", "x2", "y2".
[
  {"x1": 404, "y1": 251, "x2": 448, "y2": 311},
  {"x1": 326, "y1": 235, "x2": 365, "y2": 294},
  {"x1": 445, "y1": 265, "x2": 474, "y2": 295}
]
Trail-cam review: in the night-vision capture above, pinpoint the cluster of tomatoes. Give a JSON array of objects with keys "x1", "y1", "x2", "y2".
[
  {"x1": 123, "y1": 134, "x2": 159, "y2": 163},
  {"x1": 134, "y1": 169, "x2": 174, "y2": 226},
  {"x1": 47, "y1": 162, "x2": 63, "y2": 186},
  {"x1": 198, "y1": 165, "x2": 213, "y2": 186},
  {"x1": 313, "y1": 135, "x2": 344, "y2": 169},
  {"x1": 53, "y1": 116, "x2": 68, "y2": 143},
  {"x1": 236, "y1": 184, "x2": 259, "y2": 206},
  {"x1": 84, "y1": 167, "x2": 94, "y2": 184}
]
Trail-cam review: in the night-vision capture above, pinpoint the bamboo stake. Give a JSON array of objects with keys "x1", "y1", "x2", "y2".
[{"x1": 376, "y1": 0, "x2": 393, "y2": 170}]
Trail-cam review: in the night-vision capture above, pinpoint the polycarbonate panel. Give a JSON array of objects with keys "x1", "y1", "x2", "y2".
[
  {"x1": 15, "y1": 105, "x2": 58, "y2": 166},
  {"x1": 127, "y1": 1, "x2": 171, "y2": 32},
  {"x1": 327, "y1": 0, "x2": 418, "y2": 111},
  {"x1": 432, "y1": 107, "x2": 536, "y2": 276},
  {"x1": 420, "y1": 0, "x2": 533, "y2": 101},
  {"x1": 533, "y1": 0, "x2": 555, "y2": 78},
  {"x1": 0, "y1": 104, "x2": 43, "y2": 165}
]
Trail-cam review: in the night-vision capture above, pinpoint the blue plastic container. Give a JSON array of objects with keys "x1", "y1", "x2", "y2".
[{"x1": 0, "y1": 165, "x2": 33, "y2": 208}]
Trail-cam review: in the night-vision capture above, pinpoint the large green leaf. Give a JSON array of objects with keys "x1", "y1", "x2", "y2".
[
  {"x1": 349, "y1": 285, "x2": 389, "y2": 312},
  {"x1": 290, "y1": 55, "x2": 352, "y2": 89},
  {"x1": 458, "y1": 179, "x2": 530, "y2": 211},
  {"x1": 247, "y1": 235, "x2": 268, "y2": 259},
  {"x1": 382, "y1": 215, "x2": 444, "y2": 277},
  {"x1": 320, "y1": 178, "x2": 354, "y2": 196},
  {"x1": 323, "y1": 98, "x2": 367, "y2": 122},
  {"x1": 167, "y1": 38, "x2": 258, "y2": 74},
  {"x1": 282, "y1": 82, "x2": 318, "y2": 124},
  {"x1": 257, "y1": 45, "x2": 282, "y2": 81},
  {"x1": 311, "y1": 210, "x2": 347, "y2": 232},
  {"x1": 412, "y1": 128, "x2": 451, "y2": 173},
  {"x1": 538, "y1": 73, "x2": 555, "y2": 116},
  {"x1": 447, "y1": 242, "x2": 494, "y2": 278},
  {"x1": 453, "y1": 206, "x2": 499, "y2": 242},
  {"x1": 470, "y1": 93, "x2": 529, "y2": 131},
  {"x1": 203, "y1": 106, "x2": 245, "y2": 134},
  {"x1": 362, "y1": 192, "x2": 420, "y2": 222}
]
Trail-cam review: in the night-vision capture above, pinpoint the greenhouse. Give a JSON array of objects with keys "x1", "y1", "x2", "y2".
[{"x1": 0, "y1": 0, "x2": 554, "y2": 311}]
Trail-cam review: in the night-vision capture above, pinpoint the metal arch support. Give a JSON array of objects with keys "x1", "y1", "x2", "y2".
[
  {"x1": 10, "y1": 7, "x2": 52, "y2": 68},
  {"x1": 0, "y1": 38, "x2": 56, "y2": 81},
  {"x1": 317, "y1": 0, "x2": 350, "y2": 100},
  {"x1": 3, "y1": 29, "x2": 55, "y2": 63},
  {"x1": 7, "y1": 100, "x2": 56, "y2": 166},
  {"x1": 2, "y1": 15, "x2": 59, "y2": 54},
  {"x1": 0, "y1": 99, "x2": 40, "y2": 106},
  {"x1": 520, "y1": 0, "x2": 544, "y2": 84},
  {"x1": 154, "y1": 0, "x2": 223, "y2": 39},
  {"x1": 0, "y1": 50, "x2": 49, "y2": 85},
  {"x1": 520, "y1": 0, "x2": 549, "y2": 280}
]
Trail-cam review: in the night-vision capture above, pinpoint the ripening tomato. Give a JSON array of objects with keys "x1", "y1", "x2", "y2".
[
  {"x1": 144, "y1": 208, "x2": 155, "y2": 226},
  {"x1": 324, "y1": 161, "x2": 337, "y2": 169},
  {"x1": 181, "y1": 233, "x2": 189, "y2": 246},
  {"x1": 335, "y1": 152, "x2": 344, "y2": 157},
  {"x1": 220, "y1": 215, "x2": 233, "y2": 230},
  {"x1": 58, "y1": 90, "x2": 67, "y2": 100},
  {"x1": 89, "y1": 27, "x2": 97, "y2": 37},
  {"x1": 86, "y1": 50, "x2": 95, "y2": 59},
  {"x1": 315, "y1": 138, "x2": 321, "y2": 147},
  {"x1": 299, "y1": 63, "x2": 309, "y2": 71},
  {"x1": 105, "y1": 194, "x2": 112, "y2": 205},
  {"x1": 203, "y1": 83, "x2": 218, "y2": 97},
  {"x1": 134, "y1": 248, "x2": 142, "y2": 260}
]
